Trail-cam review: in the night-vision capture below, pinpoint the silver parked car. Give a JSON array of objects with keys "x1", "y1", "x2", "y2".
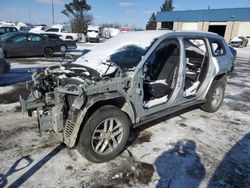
[
  {"x1": 20, "y1": 31, "x2": 236, "y2": 163},
  {"x1": 229, "y1": 36, "x2": 248, "y2": 48}
]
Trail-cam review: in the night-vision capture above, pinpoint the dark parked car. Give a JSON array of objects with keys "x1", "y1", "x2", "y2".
[
  {"x1": 41, "y1": 33, "x2": 77, "y2": 52},
  {"x1": 0, "y1": 45, "x2": 10, "y2": 74},
  {"x1": 0, "y1": 26, "x2": 18, "y2": 35},
  {"x1": 0, "y1": 32, "x2": 70, "y2": 58}
]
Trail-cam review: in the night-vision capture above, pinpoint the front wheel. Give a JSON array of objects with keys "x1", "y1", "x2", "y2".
[
  {"x1": 201, "y1": 80, "x2": 225, "y2": 113},
  {"x1": 77, "y1": 105, "x2": 131, "y2": 163}
]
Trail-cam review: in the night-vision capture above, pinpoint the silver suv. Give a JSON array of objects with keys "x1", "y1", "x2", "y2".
[{"x1": 20, "y1": 31, "x2": 236, "y2": 163}]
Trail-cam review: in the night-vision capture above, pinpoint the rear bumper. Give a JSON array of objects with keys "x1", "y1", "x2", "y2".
[
  {"x1": 67, "y1": 45, "x2": 77, "y2": 49},
  {"x1": 87, "y1": 37, "x2": 100, "y2": 43}
]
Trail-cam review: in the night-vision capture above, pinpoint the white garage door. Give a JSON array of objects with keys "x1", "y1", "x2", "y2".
[
  {"x1": 182, "y1": 22, "x2": 198, "y2": 30},
  {"x1": 238, "y1": 22, "x2": 250, "y2": 37}
]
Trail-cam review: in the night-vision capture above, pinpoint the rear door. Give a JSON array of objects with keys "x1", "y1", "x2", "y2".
[{"x1": 26, "y1": 34, "x2": 46, "y2": 56}]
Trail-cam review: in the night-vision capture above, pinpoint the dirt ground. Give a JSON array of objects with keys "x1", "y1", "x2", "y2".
[{"x1": 0, "y1": 49, "x2": 250, "y2": 188}]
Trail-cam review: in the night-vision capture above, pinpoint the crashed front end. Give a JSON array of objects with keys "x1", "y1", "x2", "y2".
[{"x1": 20, "y1": 63, "x2": 100, "y2": 146}]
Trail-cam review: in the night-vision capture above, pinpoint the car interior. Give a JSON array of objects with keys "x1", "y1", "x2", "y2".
[
  {"x1": 143, "y1": 39, "x2": 180, "y2": 108},
  {"x1": 184, "y1": 39, "x2": 209, "y2": 97}
]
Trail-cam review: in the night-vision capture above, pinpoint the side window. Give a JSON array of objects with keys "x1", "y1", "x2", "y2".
[
  {"x1": 146, "y1": 38, "x2": 180, "y2": 81},
  {"x1": 27, "y1": 35, "x2": 43, "y2": 42},
  {"x1": 7, "y1": 27, "x2": 17, "y2": 32},
  {"x1": 10, "y1": 35, "x2": 27, "y2": 43},
  {"x1": 46, "y1": 28, "x2": 59, "y2": 32},
  {"x1": 210, "y1": 39, "x2": 226, "y2": 56},
  {"x1": 0, "y1": 28, "x2": 5, "y2": 33},
  {"x1": 184, "y1": 38, "x2": 208, "y2": 69}
]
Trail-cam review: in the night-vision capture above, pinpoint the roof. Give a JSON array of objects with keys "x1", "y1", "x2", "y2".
[
  {"x1": 74, "y1": 30, "x2": 169, "y2": 75},
  {"x1": 156, "y1": 7, "x2": 250, "y2": 22}
]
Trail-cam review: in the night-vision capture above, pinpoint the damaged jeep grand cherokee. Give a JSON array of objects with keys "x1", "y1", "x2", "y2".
[{"x1": 20, "y1": 31, "x2": 236, "y2": 163}]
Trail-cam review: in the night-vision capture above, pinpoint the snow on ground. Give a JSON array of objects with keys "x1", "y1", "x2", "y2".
[
  {"x1": 0, "y1": 45, "x2": 250, "y2": 188},
  {"x1": 0, "y1": 43, "x2": 96, "y2": 86},
  {"x1": 0, "y1": 86, "x2": 14, "y2": 94}
]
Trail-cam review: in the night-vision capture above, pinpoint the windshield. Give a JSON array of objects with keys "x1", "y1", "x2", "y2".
[
  {"x1": 110, "y1": 44, "x2": 156, "y2": 69},
  {"x1": 74, "y1": 30, "x2": 169, "y2": 76},
  {"x1": 0, "y1": 32, "x2": 15, "y2": 42}
]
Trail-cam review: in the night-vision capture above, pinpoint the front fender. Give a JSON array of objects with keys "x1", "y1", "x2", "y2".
[{"x1": 63, "y1": 92, "x2": 135, "y2": 147}]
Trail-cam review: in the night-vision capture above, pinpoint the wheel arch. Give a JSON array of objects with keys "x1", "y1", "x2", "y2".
[
  {"x1": 213, "y1": 73, "x2": 228, "y2": 84},
  {"x1": 64, "y1": 93, "x2": 135, "y2": 148}
]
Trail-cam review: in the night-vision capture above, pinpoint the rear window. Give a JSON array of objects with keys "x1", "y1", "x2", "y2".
[
  {"x1": 47, "y1": 34, "x2": 59, "y2": 39},
  {"x1": 209, "y1": 39, "x2": 226, "y2": 56}
]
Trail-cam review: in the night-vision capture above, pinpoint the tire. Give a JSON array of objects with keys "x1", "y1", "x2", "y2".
[
  {"x1": 201, "y1": 80, "x2": 225, "y2": 113},
  {"x1": 60, "y1": 45, "x2": 67, "y2": 53},
  {"x1": 3, "y1": 51, "x2": 8, "y2": 58},
  {"x1": 77, "y1": 105, "x2": 131, "y2": 163},
  {"x1": 44, "y1": 48, "x2": 54, "y2": 57},
  {"x1": 4, "y1": 63, "x2": 10, "y2": 73},
  {"x1": 0, "y1": 64, "x2": 4, "y2": 74}
]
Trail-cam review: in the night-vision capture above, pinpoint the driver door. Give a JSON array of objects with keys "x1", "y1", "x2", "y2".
[{"x1": 130, "y1": 37, "x2": 184, "y2": 120}]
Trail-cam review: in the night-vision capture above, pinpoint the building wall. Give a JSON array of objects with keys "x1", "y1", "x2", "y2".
[
  {"x1": 238, "y1": 22, "x2": 250, "y2": 37},
  {"x1": 224, "y1": 21, "x2": 240, "y2": 42},
  {"x1": 158, "y1": 20, "x2": 250, "y2": 43},
  {"x1": 181, "y1": 22, "x2": 198, "y2": 30},
  {"x1": 159, "y1": 20, "x2": 250, "y2": 42},
  {"x1": 156, "y1": 22, "x2": 162, "y2": 30}
]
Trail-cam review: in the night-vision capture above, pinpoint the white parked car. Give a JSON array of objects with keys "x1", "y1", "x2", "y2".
[
  {"x1": 29, "y1": 26, "x2": 48, "y2": 34},
  {"x1": 87, "y1": 25, "x2": 100, "y2": 42},
  {"x1": 45, "y1": 24, "x2": 81, "y2": 41},
  {"x1": 103, "y1": 27, "x2": 120, "y2": 38},
  {"x1": 229, "y1": 36, "x2": 248, "y2": 48}
]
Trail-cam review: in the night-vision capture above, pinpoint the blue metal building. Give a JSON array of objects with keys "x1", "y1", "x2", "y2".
[{"x1": 156, "y1": 8, "x2": 250, "y2": 42}]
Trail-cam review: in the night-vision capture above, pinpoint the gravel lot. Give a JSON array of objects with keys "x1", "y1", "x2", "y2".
[{"x1": 0, "y1": 47, "x2": 249, "y2": 188}]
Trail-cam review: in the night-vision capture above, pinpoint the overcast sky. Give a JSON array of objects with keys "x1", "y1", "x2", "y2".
[{"x1": 0, "y1": 0, "x2": 250, "y2": 28}]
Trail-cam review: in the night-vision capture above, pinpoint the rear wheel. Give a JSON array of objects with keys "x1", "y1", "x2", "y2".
[
  {"x1": 60, "y1": 45, "x2": 67, "y2": 53},
  {"x1": 201, "y1": 80, "x2": 225, "y2": 113},
  {"x1": 44, "y1": 48, "x2": 54, "y2": 57},
  {"x1": 77, "y1": 105, "x2": 131, "y2": 163}
]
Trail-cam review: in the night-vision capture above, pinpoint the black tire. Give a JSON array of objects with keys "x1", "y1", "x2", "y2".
[
  {"x1": 201, "y1": 80, "x2": 225, "y2": 113},
  {"x1": 0, "y1": 64, "x2": 4, "y2": 74},
  {"x1": 3, "y1": 51, "x2": 8, "y2": 58},
  {"x1": 4, "y1": 64, "x2": 10, "y2": 73},
  {"x1": 77, "y1": 105, "x2": 131, "y2": 163},
  {"x1": 44, "y1": 48, "x2": 54, "y2": 57},
  {"x1": 60, "y1": 45, "x2": 67, "y2": 52}
]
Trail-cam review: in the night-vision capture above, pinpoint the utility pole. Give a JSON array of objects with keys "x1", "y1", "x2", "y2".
[
  {"x1": 52, "y1": 0, "x2": 55, "y2": 25},
  {"x1": 29, "y1": 8, "x2": 31, "y2": 25}
]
